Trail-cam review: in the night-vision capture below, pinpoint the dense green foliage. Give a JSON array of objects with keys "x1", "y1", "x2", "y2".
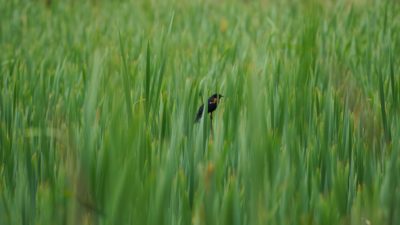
[{"x1": 1, "y1": 0, "x2": 399, "y2": 224}]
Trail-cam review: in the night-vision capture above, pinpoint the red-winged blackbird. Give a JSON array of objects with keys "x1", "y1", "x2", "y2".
[{"x1": 195, "y1": 93, "x2": 223, "y2": 122}]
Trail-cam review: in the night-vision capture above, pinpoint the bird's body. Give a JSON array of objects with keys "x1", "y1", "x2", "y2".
[{"x1": 195, "y1": 94, "x2": 223, "y2": 122}]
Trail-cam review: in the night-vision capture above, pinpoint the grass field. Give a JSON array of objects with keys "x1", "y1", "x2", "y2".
[{"x1": 1, "y1": 0, "x2": 399, "y2": 224}]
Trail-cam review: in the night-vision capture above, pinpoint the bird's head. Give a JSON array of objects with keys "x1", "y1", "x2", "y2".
[{"x1": 209, "y1": 93, "x2": 223, "y2": 104}]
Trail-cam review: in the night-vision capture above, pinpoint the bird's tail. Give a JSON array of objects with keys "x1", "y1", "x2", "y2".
[
  {"x1": 194, "y1": 105, "x2": 204, "y2": 123},
  {"x1": 194, "y1": 114, "x2": 202, "y2": 123}
]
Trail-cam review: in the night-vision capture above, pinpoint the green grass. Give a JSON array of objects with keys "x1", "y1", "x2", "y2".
[{"x1": 1, "y1": 0, "x2": 399, "y2": 224}]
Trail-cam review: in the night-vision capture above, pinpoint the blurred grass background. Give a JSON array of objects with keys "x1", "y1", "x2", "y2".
[{"x1": 0, "y1": 0, "x2": 399, "y2": 224}]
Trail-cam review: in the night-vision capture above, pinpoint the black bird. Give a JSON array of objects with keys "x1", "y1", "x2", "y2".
[{"x1": 195, "y1": 93, "x2": 223, "y2": 123}]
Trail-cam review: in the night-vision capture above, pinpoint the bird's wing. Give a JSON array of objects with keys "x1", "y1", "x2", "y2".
[{"x1": 195, "y1": 104, "x2": 204, "y2": 122}]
